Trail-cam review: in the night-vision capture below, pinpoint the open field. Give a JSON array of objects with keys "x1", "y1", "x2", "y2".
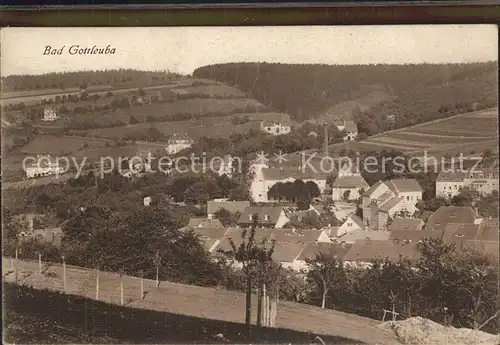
[
  {"x1": 21, "y1": 135, "x2": 109, "y2": 155},
  {"x1": 73, "y1": 118, "x2": 260, "y2": 141},
  {"x1": 60, "y1": 98, "x2": 267, "y2": 129},
  {"x1": 2, "y1": 258, "x2": 398, "y2": 345},
  {"x1": 70, "y1": 112, "x2": 286, "y2": 141},
  {"x1": 356, "y1": 108, "x2": 498, "y2": 156}
]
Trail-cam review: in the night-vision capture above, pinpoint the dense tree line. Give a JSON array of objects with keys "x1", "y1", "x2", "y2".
[
  {"x1": 166, "y1": 173, "x2": 249, "y2": 204},
  {"x1": 193, "y1": 61, "x2": 497, "y2": 129},
  {"x1": 306, "y1": 239, "x2": 499, "y2": 334},
  {"x1": 1, "y1": 69, "x2": 180, "y2": 92}
]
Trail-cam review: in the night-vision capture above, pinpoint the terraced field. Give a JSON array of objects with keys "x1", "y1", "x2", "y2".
[
  {"x1": 358, "y1": 108, "x2": 498, "y2": 157},
  {"x1": 71, "y1": 112, "x2": 286, "y2": 141}
]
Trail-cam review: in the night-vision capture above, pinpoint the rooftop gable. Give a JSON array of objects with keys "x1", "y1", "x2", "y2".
[
  {"x1": 344, "y1": 239, "x2": 421, "y2": 263},
  {"x1": 389, "y1": 217, "x2": 425, "y2": 231},
  {"x1": 424, "y1": 206, "x2": 476, "y2": 231},
  {"x1": 207, "y1": 200, "x2": 250, "y2": 215},
  {"x1": 384, "y1": 179, "x2": 423, "y2": 194}
]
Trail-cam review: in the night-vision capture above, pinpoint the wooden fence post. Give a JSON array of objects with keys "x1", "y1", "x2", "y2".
[
  {"x1": 266, "y1": 295, "x2": 270, "y2": 327},
  {"x1": 119, "y1": 267, "x2": 125, "y2": 306},
  {"x1": 96, "y1": 270, "x2": 100, "y2": 301},
  {"x1": 14, "y1": 248, "x2": 18, "y2": 283},
  {"x1": 139, "y1": 270, "x2": 144, "y2": 300},
  {"x1": 62, "y1": 255, "x2": 67, "y2": 292},
  {"x1": 121, "y1": 280, "x2": 124, "y2": 306},
  {"x1": 271, "y1": 297, "x2": 277, "y2": 327}
]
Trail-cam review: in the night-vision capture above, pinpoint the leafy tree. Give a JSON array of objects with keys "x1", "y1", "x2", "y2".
[
  {"x1": 214, "y1": 208, "x2": 241, "y2": 227},
  {"x1": 452, "y1": 187, "x2": 480, "y2": 207},
  {"x1": 306, "y1": 251, "x2": 346, "y2": 308},
  {"x1": 417, "y1": 197, "x2": 450, "y2": 212}
]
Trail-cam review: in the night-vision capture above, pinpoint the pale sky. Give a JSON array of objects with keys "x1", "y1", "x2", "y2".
[{"x1": 1, "y1": 25, "x2": 497, "y2": 76}]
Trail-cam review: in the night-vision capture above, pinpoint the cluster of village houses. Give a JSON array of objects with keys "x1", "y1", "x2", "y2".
[
  {"x1": 21, "y1": 153, "x2": 499, "y2": 271},
  {"x1": 20, "y1": 110, "x2": 499, "y2": 270}
]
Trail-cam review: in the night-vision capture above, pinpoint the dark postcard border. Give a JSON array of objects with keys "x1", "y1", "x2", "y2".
[{"x1": 0, "y1": 4, "x2": 499, "y2": 27}]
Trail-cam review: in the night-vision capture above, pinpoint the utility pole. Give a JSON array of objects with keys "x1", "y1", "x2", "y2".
[
  {"x1": 324, "y1": 123, "x2": 329, "y2": 157},
  {"x1": 38, "y1": 252, "x2": 42, "y2": 274}
]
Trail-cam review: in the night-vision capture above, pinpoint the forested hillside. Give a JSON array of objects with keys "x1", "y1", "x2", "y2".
[{"x1": 193, "y1": 62, "x2": 497, "y2": 126}]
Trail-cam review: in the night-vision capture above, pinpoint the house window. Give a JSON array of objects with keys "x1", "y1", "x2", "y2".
[
  {"x1": 406, "y1": 196, "x2": 410, "y2": 201},
  {"x1": 347, "y1": 222, "x2": 352, "y2": 227},
  {"x1": 276, "y1": 128, "x2": 280, "y2": 134}
]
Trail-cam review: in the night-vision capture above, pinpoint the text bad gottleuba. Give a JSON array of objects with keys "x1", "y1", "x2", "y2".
[{"x1": 43, "y1": 45, "x2": 116, "y2": 55}]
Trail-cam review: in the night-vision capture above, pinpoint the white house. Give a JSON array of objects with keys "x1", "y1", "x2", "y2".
[
  {"x1": 464, "y1": 168, "x2": 499, "y2": 195},
  {"x1": 334, "y1": 119, "x2": 358, "y2": 141},
  {"x1": 436, "y1": 171, "x2": 465, "y2": 198},
  {"x1": 166, "y1": 133, "x2": 194, "y2": 155},
  {"x1": 215, "y1": 155, "x2": 235, "y2": 178},
  {"x1": 25, "y1": 155, "x2": 64, "y2": 178},
  {"x1": 342, "y1": 120, "x2": 358, "y2": 141},
  {"x1": 260, "y1": 118, "x2": 291, "y2": 136},
  {"x1": 362, "y1": 179, "x2": 423, "y2": 230},
  {"x1": 436, "y1": 167, "x2": 499, "y2": 198},
  {"x1": 336, "y1": 215, "x2": 364, "y2": 237},
  {"x1": 42, "y1": 107, "x2": 58, "y2": 122},
  {"x1": 237, "y1": 205, "x2": 290, "y2": 229},
  {"x1": 331, "y1": 163, "x2": 369, "y2": 201},
  {"x1": 250, "y1": 163, "x2": 328, "y2": 203}
]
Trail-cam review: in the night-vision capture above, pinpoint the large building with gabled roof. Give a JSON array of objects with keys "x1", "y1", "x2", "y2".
[{"x1": 362, "y1": 179, "x2": 423, "y2": 230}]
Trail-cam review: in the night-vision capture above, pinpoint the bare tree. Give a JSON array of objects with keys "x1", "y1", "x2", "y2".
[
  {"x1": 218, "y1": 214, "x2": 275, "y2": 338},
  {"x1": 152, "y1": 251, "x2": 162, "y2": 287}
]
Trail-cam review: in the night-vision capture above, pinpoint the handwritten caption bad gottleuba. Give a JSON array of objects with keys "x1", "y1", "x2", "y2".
[{"x1": 43, "y1": 45, "x2": 116, "y2": 55}]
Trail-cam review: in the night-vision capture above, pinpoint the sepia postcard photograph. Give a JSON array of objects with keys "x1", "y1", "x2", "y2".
[{"x1": 1, "y1": 25, "x2": 499, "y2": 345}]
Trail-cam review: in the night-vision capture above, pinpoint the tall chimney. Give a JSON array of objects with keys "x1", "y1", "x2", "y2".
[{"x1": 324, "y1": 123, "x2": 329, "y2": 157}]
